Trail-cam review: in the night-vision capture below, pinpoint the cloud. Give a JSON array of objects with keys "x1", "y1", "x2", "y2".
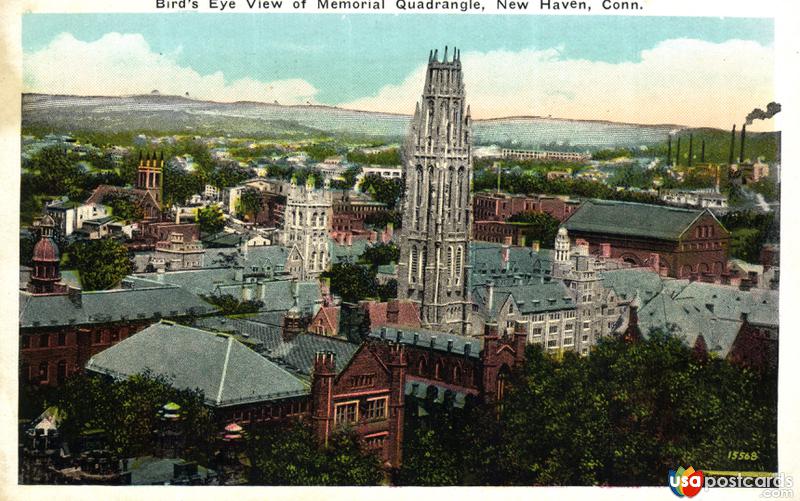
[
  {"x1": 338, "y1": 39, "x2": 775, "y2": 129},
  {"x1": 23, "y1": 32, "x2": 319, "y2": 104}
]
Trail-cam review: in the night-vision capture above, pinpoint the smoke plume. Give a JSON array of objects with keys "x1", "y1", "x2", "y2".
[{"x1": 745, "y1": 102, "x2": 781, "y2": 125}]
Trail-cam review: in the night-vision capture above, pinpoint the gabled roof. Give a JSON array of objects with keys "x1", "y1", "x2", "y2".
[
  {"x1": 564, "y1": 200, "x2": 709, "y2": 241},
  {"x1": 86, "y1": 322, "x2": 308, "y2": 407},
  {"x1": 19, "y1": 285, "x2": 215, "y2": 329},
  {"x1": 476, "y1": 280, "x2": 576, "y2": 316}
]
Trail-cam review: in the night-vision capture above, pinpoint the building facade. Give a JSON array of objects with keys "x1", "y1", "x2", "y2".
[{"x1": 397, "y1": 47, "x2": 473, "y2": 335}]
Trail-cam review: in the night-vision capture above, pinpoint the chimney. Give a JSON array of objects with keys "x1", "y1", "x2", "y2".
[
  {"x1": 739, "y1": 123, "x2": 746, "y2": 164},
  {"x1": 531, "y1": 240, "x2": 540, "y2": 252},
  {"x1": 387, "y1": 299, "x2": 400, "y2": 324},
  {"x1": 501, "y1": 236, "x2": 511, "y2": 264},
  {"x1": 447, "y1": 339, "x2": 453, "y2": 352},
  {"x1": 729, "y1": 124, "x2": 737, "y2": 165},
  {"x1": 464, "y1": 342, "x2": 471, "y2": 357},
  {"x1": 369, "y1": 230, "x2": 378, "y2": 243},
  {"x1": 600, "y1": 242, "x2": 612, "y2": 258},
  {"x1": 345, "y1": 233, "x2": 352, "y2": 246},
  {"x1": 518, "y1": 234, "x2": 526, "y2": 248}
]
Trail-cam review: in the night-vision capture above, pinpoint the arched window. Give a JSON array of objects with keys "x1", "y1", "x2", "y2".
[
  {"x1": 417, "y1": 357, "x2": 427, "y2": 376},
  {"x1": 434, "y1": 360, "x2": 442, "y2": 380},
  {"x1": 38, "y1": 362, "x2": 48, "y2": 382},
  {"x1": 453, "y1": 364, "x2": 462, "y2": 385},
  {"x1": 456, "y1": 167, "x2": 465, "y2": 222}
]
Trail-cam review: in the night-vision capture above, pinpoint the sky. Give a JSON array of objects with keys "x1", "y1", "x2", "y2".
[{"x1": 22, "y1": 14, "x2": 777, "y2": 129}]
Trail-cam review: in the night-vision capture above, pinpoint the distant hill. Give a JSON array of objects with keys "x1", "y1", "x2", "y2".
[{"x1": 20, "y1": 93, "x2": 764, "y2": 151}]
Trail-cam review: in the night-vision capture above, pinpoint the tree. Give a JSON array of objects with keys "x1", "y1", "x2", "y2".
[
  {"x1": 359, "y1": 175, "x2": 404, "y2": 210},
  {"x1": 197, "y1": 205, "x2": 225, "y2": 235},
  {"x1": 200, "y1": 293, "x2": 263, "y2": 315},
  {"x1": 321, "y1": 263, "x2": 379, "y2": 303},
  {"x1": 247, "y1": 420, "x2": 383, "y2": 486},
  {"x1": 67, "y1": 238, "x2": 133, "y2": 290},
  {"x1": 235, "y1": 188, "x2": 262, "y2": 220},
  {"x1": 508, "y1": 211, "x2": 561, "y2": 249},
  {"x1": 360, "y1": 242, "x2": 399, "y2": 268},
  {"x1": 398, "y1": 332, "x2": 777, "y2": 486},
  {"x1": 104, "y1": 192, "x2": 144, "y2": 221},
  {"x1": 52, "y1": 371, "x2": 214, "y2": 460}
]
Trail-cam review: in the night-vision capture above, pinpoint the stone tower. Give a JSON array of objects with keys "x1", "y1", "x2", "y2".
[
  {"x1": 554, "y1": 227, "x2": 571, "y2": 264},
  {"x1": 136, "y1": 151, "x2": 164, "y2": 207},
  {"x1": 397, "y1": 47, "x2": 473, "y2": 336},
  {"x1": 282, "y1": 175, "x2": 332, "y2": 279}
]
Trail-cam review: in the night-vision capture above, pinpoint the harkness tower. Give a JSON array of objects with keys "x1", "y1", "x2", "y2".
[{"x1": 397, "y1": 47, "x2": 473, "y2": 336}]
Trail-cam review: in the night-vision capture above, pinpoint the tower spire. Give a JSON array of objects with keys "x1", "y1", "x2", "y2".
[{"x1": 398, "y1": 49, "x2": 473, "y2": 335}]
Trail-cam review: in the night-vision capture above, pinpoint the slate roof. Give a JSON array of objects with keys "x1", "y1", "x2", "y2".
[
  {"x1": 564, "y1": 200, "x2": 708, "y2": 241},
  {"x1": 469, "y1": 242, "x2": 553, "y2": 286},
  {"x1": 475, "y1": 280, "x2": 576, "y2": 317},
  {"x1": 129, "y1": 271, "x2": 321, "y2": 313},
  {"x1": 86, "y1": 322, "x2": 309, "y2": 407},
  {"x1": 368, "y1": 325, "x2": 483, "y2": 359},
  {"x1": 599, "y1": 268, "x2": 778, "y2": 357},
  {"x1": 405, "y1": 380, "x2": 468, "y2": 408},
  {"x1": 19, "y1": 285, "x2": 215, "y2": 329},
  {"x1": 329, "y1": 239, "x2": 369, "y2": 264},
  {"x1": 193, "y1": 317, "x2": 359, "y2": 378}
]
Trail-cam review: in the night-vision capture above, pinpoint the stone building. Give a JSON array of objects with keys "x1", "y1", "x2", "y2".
[
  {"x1": 282, "y1": 176, "x2": 332, "y2": 279},
  {"x1": 397, "y1": 47, "x2": 473, "y2": 335}
]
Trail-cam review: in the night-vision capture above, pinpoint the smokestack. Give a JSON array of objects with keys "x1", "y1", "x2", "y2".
[
  {"x1": 676, "y1": 137, "x2": 681, "y2": 167},
  {"x1": 667, "y1": 136, "x2": 672, "y2": 165},
  {"x1": 739, "y1": 124, "x2": 746, "y2": 164},
  {"x1": 688, "y1": 134, "x2": 693, "y2": 167},
  {"x1": 701, "y1": 140, "x2": 706, "y2": 163}
]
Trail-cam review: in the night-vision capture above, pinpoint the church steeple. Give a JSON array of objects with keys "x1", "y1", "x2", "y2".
[{"x1": 397, "y1": 48, "x2": 473, "y2": 336}]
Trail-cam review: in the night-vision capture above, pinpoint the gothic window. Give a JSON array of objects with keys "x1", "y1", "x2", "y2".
[
  {"x1": 447, "y1": 246, "x2": 454, "y2": 281},
  {"x1": 455, "y1": 246, "x2": 463, "y2": 285},
  {"x1": 418, "y1": 356, "x2": 428, "y2": 376},
  {"x1": 456, "y1": 167, "x2": 465, "y2": 222},
  {"x1": 410, "y1": 246, "x2": 418, "y2": 284},
  {"x1": 434, "y1": 360, "x2": 442, "y2": 380},
  {"x1": 453, "y1": 364, "x2": 462, "y2": 385},
  {"x1": 447, "y1": 166, "x2": 454, "y2": 214},
  {"x1": 420, "y1": 247, "x2": 428, "y2": 284}
]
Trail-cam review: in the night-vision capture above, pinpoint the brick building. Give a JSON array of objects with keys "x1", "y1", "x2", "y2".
[
  {"x1": 564, "y1": 200, "x2": 730, "y2": 279},
  {"x1": 19, "y1": 217, "x2": 215, "y2": 386},
  {"x1": 473, "y1": 192, "x2": 579, "y2": 223}
]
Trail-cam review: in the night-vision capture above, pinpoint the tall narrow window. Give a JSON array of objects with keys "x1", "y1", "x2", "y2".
[
  {"x1": 447, "y1": 246, "x2": 454, "y2": 281},
  {"x1": 455, "y1": 246, "x2": 463, "y2": 285},
  {"x1": 420, "y1": 246, "x2": 428, "y2": 284},
  {"x1": 410, "y1": 246, "x2": 418, "y2": 284}
]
